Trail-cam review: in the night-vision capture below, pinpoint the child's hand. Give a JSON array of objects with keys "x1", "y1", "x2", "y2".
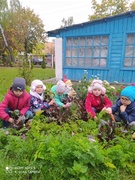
[
  {"x1": 64, "y1": 102, "x2": 71, "y2": 108},
  {"x1": 49, "y1": 99, "x2": 55, "y2": 106},
  {"x1": 8, "y1": 118, "x2": 14, "y2": 124},
  {"x1": 106, "y1": 107, "x2": 112, "y2": 114},
  {"x1": 94, "y1": 116, "x2": 98, "y2": 121},
  {"x1": 101, "y1": 107, "x2": 106, "y2": 111},
  {"x1": 120, "y1": 105, "x2": 126, "y2": 112}
]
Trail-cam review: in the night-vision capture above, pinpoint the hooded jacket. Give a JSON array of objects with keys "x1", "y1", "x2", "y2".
[
  {"x1": 0, "y1": 88, "x2": 31, "y2": 121},
  {"x1": 51, "y1": 85, "x2": 67, "y2": 107},
  {"x1": 85, "y1": 93, "x2": 112, "y2": 118},
  {"x1": 112, "y1": 98, "x2": 135, "y2": 123}
]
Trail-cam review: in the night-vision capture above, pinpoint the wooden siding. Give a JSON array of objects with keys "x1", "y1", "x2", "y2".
[
  {"x1": 63, "y1": 14, "x2": 135, "y2": 83},
  {"x1": 48, "y1": 11, "x2": 135, "y2": 84}
]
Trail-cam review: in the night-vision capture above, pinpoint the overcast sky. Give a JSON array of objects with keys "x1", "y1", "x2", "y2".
[
  {"x1": 17, "y1": 0, "x2": 134, "y2": 42},
  {"x1": 19, "y1": 0, "x2": 134, "y2": 31},
  {"x1": 20, "y1": 0, "x2": 94, "y2": 31}
]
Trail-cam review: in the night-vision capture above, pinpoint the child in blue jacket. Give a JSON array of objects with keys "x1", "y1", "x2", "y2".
[{"x1": 106, "y1": 86, "x2": 135, "y2": 126}]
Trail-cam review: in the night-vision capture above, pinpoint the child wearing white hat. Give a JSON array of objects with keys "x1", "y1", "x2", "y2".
[
  {"x1": 85, "y1": 79, "x2": 112, "y2": 120},
  {"x1": 30, "y1": 79, "x2": 54, "y2": 114}
]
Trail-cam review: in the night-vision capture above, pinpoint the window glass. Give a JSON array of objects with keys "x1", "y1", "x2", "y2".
[
  {"x1": 94, "y1": 36, "x2": 100, "y2": 45},
  {"x1": 80, "y1": 37, "x2": 85, "y2": 46},
  {"x1": 79, "y1": 48, "x2": 85, "y2": 57},
  {"x1": 72, "y1": 48, "x2": 78, "y2": 57},
  {"x1": 124, "y1": 58, "x2": 132, "y2": 67},
  {"x1": 66, "y1": 58, "x2": 72, "y2": 66},
  {"x1": 124, "y1": 34, "x2": 135, "y2": 68},
  {"x1": 85, "y1": 58, "x2": 92, "y2": 66},
  {"x1": 65, "y1": 35, "x2": 109, "y2": 68},
  {"x1": 72, "y1": 38, "x2": 78, "y2": 46},
  {"x1": 126, "y1": 34, "x2": 134, "y2": 44},
  {"x1": 66, "y1": 39, "x2": 71, "y2": 46},
  {"x1": 100, "y1": 59, "x2": 106, "y2": 67},
  {"x1": 102, "y1": 36, "x2": 108, "y2": 45},
  {"x1": 93, "y1": 58, "x2": 99, "y2": 66},
  {"x1": 101, "y1": 46, "x2": 108, "y2": 56},
  {"x1": 125, "y1": 46, "x2": 133, "y2": 56},
  {"x1": 66, "y1": 48, "x2": 71, "y2": 57},
  {"x1": 86, "y1": 47, "x2": 92, "y2": 57},
  {"x1": 86, "y1": 37, "x2": 93, "y2": 46},
  {"x1": 78, "y1": 58, "x2": 84, "y2": 66},
  {"x1": 72, "y1": 58, "x2": 78, "y2": 66},
  {"x1": 94, "y1": 47, "x2": 100, "y2": 56}
]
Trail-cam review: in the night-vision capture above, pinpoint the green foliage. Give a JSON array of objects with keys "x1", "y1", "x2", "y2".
[
  {"x1": 0, "y1": 69, "x2": 135, "y2": 179},
  {"x1": 18, "y1": 58, "x2": 33, "y2": 85},
  {"x1": 90, "y1": 0, "x2": 129, "y2": 20},
  {"x1": 0, "y1": 67, "x2": 55, "y2": 99},
  {"x1": 41, "y1": 55, "x2": 46, "y2": 69},
  {"x1": 75, "y1": 70, "x2": 90, "y2": 101},
  {"x1": 0, "y1": 119, "x2": 134, "y2": 179}
]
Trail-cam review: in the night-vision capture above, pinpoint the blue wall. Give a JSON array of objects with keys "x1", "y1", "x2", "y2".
[{"x1": 48, "y1": 11, "x2": 135, "y2": 84}]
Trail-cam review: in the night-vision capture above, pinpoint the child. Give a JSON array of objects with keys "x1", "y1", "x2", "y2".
[
  {"x1": 0, "y1": 77, "x2": 33, "y2": 128},
  {"x1": 51, "y1": 80, "x2": 71, "y2": 108},
  {"x1": 85, "y1": 79, "x2": 112, "y2": 120},
  {"x1": 106, "y1": 86, "x2": 135, "y2": 126},
  {"x1": 64, "y1": 79, "x2": 76, "y2": 98},
  {"x1": 30, "y1": 79, "x2": 54, "y2": 114}
]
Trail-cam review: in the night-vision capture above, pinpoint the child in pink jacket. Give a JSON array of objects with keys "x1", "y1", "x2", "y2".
[
  {"x1": 85, "y1": 79, "x2": 112, "y2": 120},
  {"x1": 0, "y1": 77, "x2": 33, "y2": 128}
]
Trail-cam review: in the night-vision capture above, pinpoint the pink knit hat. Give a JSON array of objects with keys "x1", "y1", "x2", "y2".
[
  {"x1": 56, "y1": 80, "x2": 67, "y2": 93},
  {"x1": 88, "y1": 79, "x2": 106, "y2": 94}
]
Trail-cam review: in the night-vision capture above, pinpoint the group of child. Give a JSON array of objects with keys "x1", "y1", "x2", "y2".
[{"x1": 0, "y1": 77, "x2": 135, "y2": 129}]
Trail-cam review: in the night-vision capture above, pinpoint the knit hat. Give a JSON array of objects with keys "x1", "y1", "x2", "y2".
[
  {"x1": 12, "y1": 78, "x2": 26, "y2": 91},
  {"x1": 121, "y1": 86, "x2": 135, "y2": 102},
  {"x1": 88, "y1": 79, "x2": 106, "y2": 94},
  {"x1": 30, "y1": 79, "x2": 46, "y2": 92},
  {"x1": 56, "y1": 80, "x2": 66, "y2": 94},
  {"x1": 65, "y1": 80, "x2": 73, "y2": 87}
]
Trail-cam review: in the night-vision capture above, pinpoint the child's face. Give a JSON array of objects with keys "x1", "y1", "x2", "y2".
[
  {"x1": 92, "y1": 88, "x2": 102, "y2": 96},
  {"x1": 13, "y1": 90, "x2": 23, "y2": 97},
  {"x1": 120, "y1": 96, "x2": 131, "y2": 106},
  {"x1": 35, "y1": 85, "x2": 44, "y2": 94},
  {"x1": 57, "y1": 91, "x2": 64, "y2": 95}
]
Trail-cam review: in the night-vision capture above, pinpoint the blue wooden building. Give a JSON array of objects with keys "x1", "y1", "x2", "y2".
[{"x1": 47, "y1": 11, "x2": 135, "y2": 84}]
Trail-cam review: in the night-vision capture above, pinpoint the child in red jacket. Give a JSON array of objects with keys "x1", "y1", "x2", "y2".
[
  {"x1": 85, "y1": 79, "x2": 112, "y2": 120},
  {"x1": 0, "y1": 77, "x2": 33, "y2": 128}
]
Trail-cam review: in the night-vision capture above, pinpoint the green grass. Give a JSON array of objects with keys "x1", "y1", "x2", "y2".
[{"x1": 0, "y1": 67, "x2": 55, "y2": 100}]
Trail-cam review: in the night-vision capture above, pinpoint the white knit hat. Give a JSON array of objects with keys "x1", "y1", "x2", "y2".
[
  {"x1": 30, "y1": 80, "x2": 46, "y2": 92},
  {"x1": 56, "y1": 80, "x2": 66, "y2": 93},
  {"x1": 88, "y1": 79, "x2": 106, "y2": 94}
]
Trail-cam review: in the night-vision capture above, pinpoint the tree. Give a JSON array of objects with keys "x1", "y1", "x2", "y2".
[
  {"x1": 60, "y1": 16, "x2": 74, "y2": 27},
  {"x1": 0, "y1": 0, "x2": 46, "y2": 61},
  {"x1": 89, "y1": 0, "x2": 129, "y2": 21},
  {"x1": 8, "y1": 6, "x2": 46, "y2": 59},
  {"x1": 130, "y1": 0, "x2": 135, "y2": 10}
]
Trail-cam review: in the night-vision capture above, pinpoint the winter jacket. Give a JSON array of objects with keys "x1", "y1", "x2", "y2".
[
  {"x1": 85, "y1": 93, "x2": 112, "y2": 118},
  {"x1": 0, "y1": 88, "x2": 31, "y2": 121},
  {"x1": 51, "y1": 85, "x2": 67, "y2": 107},
  {"x1": 30, "y1": 95, "x2": 50, "y2": 113},
  {"x1": 112, "y1": 98, "x2": 135, "y2": 124}
]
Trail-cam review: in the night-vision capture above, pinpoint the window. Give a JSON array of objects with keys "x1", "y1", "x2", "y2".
[
  {"x1": 124, "y1": 34, "x2": 135, "y2": 67},
  {"x1": 66, "y1": 36, "x2": 109, "y2": 67}
]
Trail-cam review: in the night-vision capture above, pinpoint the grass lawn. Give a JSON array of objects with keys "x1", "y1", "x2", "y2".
[{"x1": 0, "y1": 67, "x2": 55, "y2": 100}]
